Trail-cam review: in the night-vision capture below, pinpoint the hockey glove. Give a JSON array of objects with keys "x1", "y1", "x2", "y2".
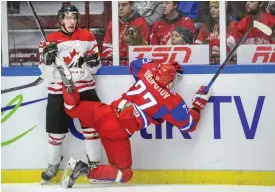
[
  {"x1": 192, "y1": 85, "x2": 212, "y2": 111},
  {"x1": 42, "y1": 43, "x2": 58, "y2": 65},
  {"x1": 83, "y1": 52, "x2": 100, "y2": 68}
]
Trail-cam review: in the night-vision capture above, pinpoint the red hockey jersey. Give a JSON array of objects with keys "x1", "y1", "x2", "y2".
[
  {"x1": 229, "y1": 12, "x2": 275, "y2": 45},
  {"x1": 150, "y1": 11, "x2": 196, "y2": 45},
  {"x1": 102, "y1": 12, "x2": 150, "y2": 59},
  {"x1": 110, "y1": 58, "x2": 200, "y2": 134},
  {"x1": 195, "y1": 21, "x2": 237, "y2": 45}
]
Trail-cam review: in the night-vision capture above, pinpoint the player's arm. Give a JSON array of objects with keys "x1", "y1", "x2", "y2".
[
  {"x1": 82, "y1": 30, "x2": 101, "y2": 74},
  {"x1": 165, "y1": 86, "x2": 211, "y2": 132},
  {"x1": 39, "y1": 38, "x2": 57, "y2": 67},
  {"x1": 38, "y1": 37, "x2": 58, "y2": 78}
]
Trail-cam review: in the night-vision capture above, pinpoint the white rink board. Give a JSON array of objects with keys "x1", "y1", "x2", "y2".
[
  {"x1": 237, "y1": 44, "x2": 275, "y2": 64},
  {"x1": 1, "y1": 73, "x2": 275, "y2": 171}
]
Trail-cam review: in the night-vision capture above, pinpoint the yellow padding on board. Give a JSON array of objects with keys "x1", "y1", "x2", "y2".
[{"x1": 1, "y1": 170, "x2": 275, "y2": 186}]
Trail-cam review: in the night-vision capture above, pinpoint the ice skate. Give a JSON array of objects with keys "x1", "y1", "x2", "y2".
[
  {"x1": 41, "y1": 156, "x2": 63, "y2": 185},
  {"x1": 61, "y1": 157, "x2": 90, "y2": 188}
]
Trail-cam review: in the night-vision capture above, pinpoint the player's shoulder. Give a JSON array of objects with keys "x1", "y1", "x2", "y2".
[
  {"x1": 75, "y1": 28, "x2": 96, "y2": 40},
  {"x1": 131, "y1": 57, "x2": 154, "y2": 67},
  {"x1": 75, "y1": 28, "x2": 92, "y2": 34},
  {"x1": 46, "y1": 31, "x2": 63, "y2": 42}
]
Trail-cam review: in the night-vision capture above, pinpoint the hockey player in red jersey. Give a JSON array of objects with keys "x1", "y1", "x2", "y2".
[
  {"x1": 39, "y1": 4, "x2": 102, "y2": 184},
  {"x1": 60, "y1": 58, "x2": 212, "y2": 188}
]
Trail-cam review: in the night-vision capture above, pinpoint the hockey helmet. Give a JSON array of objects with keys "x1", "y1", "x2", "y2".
[
  {"x1": 58, "y1": 4, "x2": 80, "y2": 23},
  {"x1": 154, "y1": 63, "x2": 177, "y2": 89}
]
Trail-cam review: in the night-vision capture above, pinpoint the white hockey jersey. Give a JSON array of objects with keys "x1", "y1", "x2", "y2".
[{"x1": 39, "y1": 28, "x2": 100, "y2": 94}]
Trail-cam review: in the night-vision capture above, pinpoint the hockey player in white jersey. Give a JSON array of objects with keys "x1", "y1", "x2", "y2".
[{"x1": 39, "y1": 4, "x2": 102, "y2": 184}]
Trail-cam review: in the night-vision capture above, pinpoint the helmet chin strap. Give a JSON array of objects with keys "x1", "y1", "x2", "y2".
[{"x1": 61, "y1": 23, "x2": 73, "y2": 37}]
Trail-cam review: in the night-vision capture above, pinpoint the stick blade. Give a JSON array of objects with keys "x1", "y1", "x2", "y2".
[{"x1": 253, "y1": 20, "x2": 272, "y2": 36}]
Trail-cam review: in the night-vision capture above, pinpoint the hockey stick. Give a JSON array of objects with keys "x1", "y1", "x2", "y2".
[
  {"x1": 1, "y1": 2, "x2": 58, "y2": 94},
  {"x1": 27, "y1": 1, "x2": 74, "y2": 93},
  {"x1": 1, "y1": 75, "x2": 44, "y2": 94},
  {"x1": 204, "y1": 20, "x2": 272, "y2": 93}
]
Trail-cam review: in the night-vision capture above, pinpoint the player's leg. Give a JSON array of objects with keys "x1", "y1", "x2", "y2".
[
  {"x1": 41, "y1": 93, "x2": 70, "y2": 184},
  {"x1": 62, "y1": 137, "x2": 132, "y2": 188},
  {"x1": 61, "y1": 112, "x2": 133, "y2": 188},
  {"x1": 79, "y1": 89, "x2": 102, "y2": 168},
  {"x1": 88, "y1": 136, "x2": 133, "y2": 183},
  {"x1": 91, "y1": 111, "x2": 133, "y2": 183}
]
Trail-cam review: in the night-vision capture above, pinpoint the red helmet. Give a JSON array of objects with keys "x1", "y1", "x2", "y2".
[{"x1": 154, "y1": 63, "x2": 177, "y2": 88}]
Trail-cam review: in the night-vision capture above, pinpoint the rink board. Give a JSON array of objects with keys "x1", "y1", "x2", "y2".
[{"x1": 1, "y1": 65, "x2": 275, "y2": 185}]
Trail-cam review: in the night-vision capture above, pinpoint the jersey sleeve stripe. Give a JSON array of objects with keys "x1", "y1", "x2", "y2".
[
  {"x1": 133, "y1": 104, "x2": 149, "y2": 129},
  {"x1": 179, "y1": 115, "x2": 195, "y2": 132}
]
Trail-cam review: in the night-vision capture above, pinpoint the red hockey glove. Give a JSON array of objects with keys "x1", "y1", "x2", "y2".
[{"x1": 192, "y1": 85, "x2": 212, "y2": 111}]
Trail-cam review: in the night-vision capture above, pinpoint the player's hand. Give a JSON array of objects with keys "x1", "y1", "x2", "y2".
[
  {"x1": 172, "y1": 62, "x2": 184, "y2": 75},
  {"x1": 192, "y1": 85, "x2": 212, "y2": 111},
  {"x1": 42, "y1": 42, "x2": 58, "y2": 65},
  {"x1": 83, "y1": 52, "x2": 100, "y2": 68}
]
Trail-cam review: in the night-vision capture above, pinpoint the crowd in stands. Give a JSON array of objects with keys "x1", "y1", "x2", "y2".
[
  {"x1": 100, "y1": 1, "x2": 275, "y2": 65},
  {"x1": 5, "y1": 1, "x2": 275, "y2": 66}
]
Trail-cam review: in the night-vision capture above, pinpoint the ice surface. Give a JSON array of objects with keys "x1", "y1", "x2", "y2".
[{"x1": 1, "y1": 184, "x2": 275, "y2": 192}]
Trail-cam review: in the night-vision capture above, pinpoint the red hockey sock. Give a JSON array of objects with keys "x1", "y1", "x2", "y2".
[{"x1": 88, "y1": 165, "x2": 133, "y2": 183}]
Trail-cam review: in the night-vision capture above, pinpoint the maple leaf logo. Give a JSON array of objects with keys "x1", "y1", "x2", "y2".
[{"x1": 63, "y1": 49, "x2": 79, "y2": 65}]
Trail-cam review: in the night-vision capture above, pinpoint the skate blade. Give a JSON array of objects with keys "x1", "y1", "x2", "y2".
[
  {"x1": 61, "y1": 157, "x2": 77, "y2": 188},
  {"x1": 41, "y1": 179, "x2": 51, "y2": 185},
  {"x1": 90, "y1": 179, "x2": 114, "y2": 184},
  {"x1": 61, "y1": 176, "x2": 71, "y2": 188}
]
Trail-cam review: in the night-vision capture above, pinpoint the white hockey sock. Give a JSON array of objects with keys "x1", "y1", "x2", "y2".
[
  {"x1": 47, "y1": 133, "x2": 66, "y2": 165},
  {"x1": 82, "y1": 128, "x2": 102, "y2": 162}
]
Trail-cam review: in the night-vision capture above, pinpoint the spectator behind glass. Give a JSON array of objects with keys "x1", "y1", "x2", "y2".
[
  {"x1": 177, "y1": 1, "x2": 199, "y2": 21},
  {"x1": 227, "y1": 1, "x2": 247, "y2": 22},
  {"x1": 171, "y1": 26, "x2": 194, "y2": 45},
  {"x1": 150, "y1": 1, "x2": 195, "y2": 45},
  {"x1": 102, "y1": 1, "x2": 149, "y2": 65},
  {"x1": 121, "y1": 26, "x2": 148, "y2": 65},
  {"x1": 197, "y1": 1, "x2": 246, "y2": 23},
  {"x1": 195, "y1": 1, "x2": 237, "y2": 64},
  {"x1": 266, "y1": 2, "x2": 275, "y2": 43},
  {"x1": 124, "y1": 26, "x2": 148, "y2": 46},
  {"x1": 267, "y1": 1, "x2": 275, "y2": 16},
  {"x1": 228, "y1": 1, "x2": 275, "y2": 46},
  {"x1": 133, "y1": 1, "x2": 163, "y2": 27}
]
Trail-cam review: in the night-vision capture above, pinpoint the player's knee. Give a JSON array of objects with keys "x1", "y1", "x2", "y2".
[
  {"x1": 62, "y1": 86, "x2": 80, "y2": 110},
  {"x1": 82, "y1": 128, "x2": 100, "y2": 140},
  {"x1": 48, "y1": 133, "x2": 66, "y2": 146},
  {"x1": 119, "y1": 168, "x2": 133, "y2": 183}
]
